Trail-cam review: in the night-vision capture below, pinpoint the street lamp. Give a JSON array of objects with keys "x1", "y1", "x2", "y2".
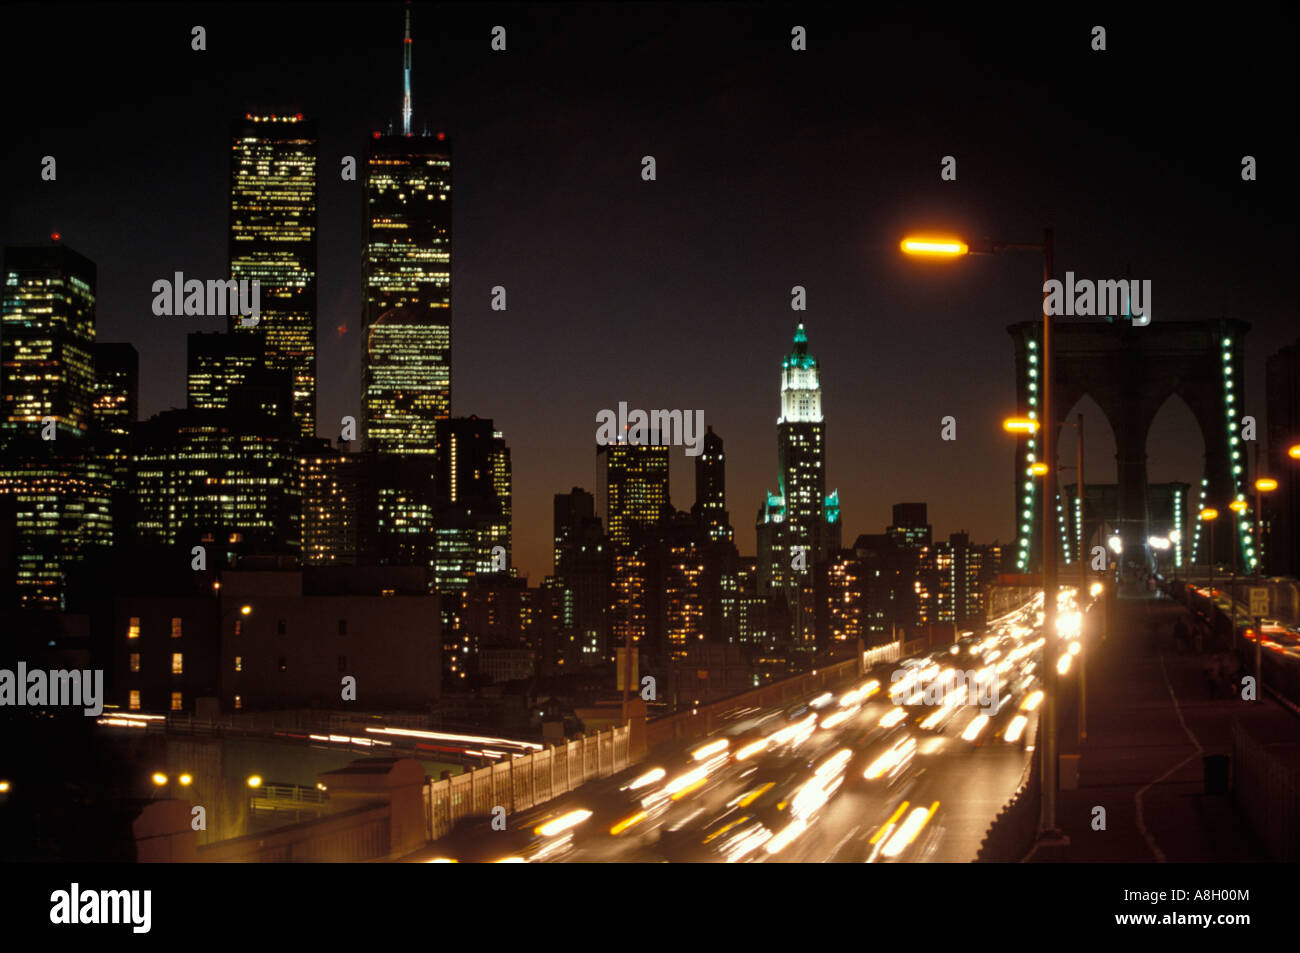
[
  {"x1": 908, "y1": 224, "x2": 1060, "y2": 843},
  {"x1": 1022, "y1": 412, "x2": 1090, "y2": 743},
  {"x1": 1254, "y1": 476, "x2": 1277, "y2": 578},
  {"x1": 1003, "y1": 417, "x2": 1040, "y2": 435},
  {"x1": 1229, "y1": 500, "x2": 1248, "y2": 632},
  {"x1": 1201, "y1": 508, "x2": 1219, "y2": 635},
  {"x1": 1253, "y1": 475, "x2": 1278, "y2": 701}
]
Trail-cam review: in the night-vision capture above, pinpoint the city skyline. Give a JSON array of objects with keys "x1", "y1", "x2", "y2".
[
  {"x1": 3, "y1": 4, "x2": 1294, "y2": 582},
  {"x1": 2, "y1": 0, "x2": 1299, "y2": 885}
]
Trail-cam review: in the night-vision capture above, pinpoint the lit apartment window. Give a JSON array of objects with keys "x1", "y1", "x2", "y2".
[
  {"x1": 234, "y1": 694, "x2": 242, "y2": 710},
  {"x1": 170, "y1": 692, "x2": 183, "y2": 711},
  {"x1": 233, "y1": 619, "x2": 243, "y2": 636},
  {"x1": 129, "y1": 653, "x2": 140, "y2": 673},
  {"x1": 127, "y1": 617, "x2": 140, "y2": 639},
  {"x1": 172, "y1": 653, "x2": 183, "y2": 675},
  {"x1": 171, "y1": 617, "x2": 183, "y2": 639},
  {"x1": 129, "y1": 690, "x2": 141, "y2": 710},
  {"x1": 234, "y1": 656, "x2": 242, "y2": 672}
]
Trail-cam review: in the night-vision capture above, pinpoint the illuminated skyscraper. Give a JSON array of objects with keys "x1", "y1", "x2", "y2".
[
  {"x1": 553, "y1": 488, "x2": 609, "y2": 662},
  {"x1": 93, "y1": 342, "x2": 138, "y2": 547},
  {"x1": 757, "y1": 323, "x2": 841, "y2": 648},
  {"x1": 433, "y1": 417, "x2": 511, "y2": 587},
  {"x1": 691, "y1": 425, "x2": 733, "y2": 543},
  {"x1": 132, "y1": 408, "x2": 301, "y2": 561},
  {"x1": 0, "y1": 241, "x2": 107, "y2": 610},
  {"x1": 362, "y1": 8, "x2": 452, "y2": 454},
  {"x1": 187, "y1": 332, "x2": 293, "y2": 422},
  {"x1": 188, "y1": 332, "x2": 262, "y2": 411},
  {"x1": 1, "y1": 240, "x2": 96, "y2": 441},
  {"x1": 92, "y1": 343, "x2": 137, "y2": 447},
  {"x1": 886, "y1": 502, "x2": 932, "y2": 551},
  {"x1": 228, "y1": 115, "x2": 318, "y2": 438},
  {"x1": 0, "y1": 449, "x2": 112, "y2": 610},
  {"x1": 301, "y1": 438, "x2": 359, "y2": 565},
  {"x1": 602, "y1": 442, "x2": 671, "y2": 549}
]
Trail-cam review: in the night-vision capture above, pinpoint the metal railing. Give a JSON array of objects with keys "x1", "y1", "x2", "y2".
[
  {"x1": 1232, "y1": 720, "x2": 1300, "y2": 862},
  {"x1": 976, "y1": 720, "x2": 1041, "y2": 862},
  {"x1": 424, "y1": 725, "x2": 630, "y2": 842},
  {"x1": 165, "y1": 709, "x2": 434, "y2": 735}
]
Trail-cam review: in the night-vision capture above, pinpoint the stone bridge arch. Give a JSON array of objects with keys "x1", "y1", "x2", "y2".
[{"x1": 1008, "y1": 317, "x2": 1250, "y2": 573}]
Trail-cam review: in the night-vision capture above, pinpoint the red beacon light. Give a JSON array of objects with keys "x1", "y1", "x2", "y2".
[{"x1": 51, "y1": 232, "x2": 61, "y2": 241}]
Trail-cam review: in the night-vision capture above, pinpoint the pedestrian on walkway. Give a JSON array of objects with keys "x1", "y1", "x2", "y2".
[
  {"x1": 1205, "y1": 655, "x2": 1222, "y2": 698},
  {"x1": 1220, "y1": 653, "x2": 1243, "y2": 698}
]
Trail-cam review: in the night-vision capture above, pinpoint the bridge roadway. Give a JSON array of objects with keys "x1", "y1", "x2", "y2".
[{"x1": 415, "y1": 590, "x2": 1086, "y2": 863}]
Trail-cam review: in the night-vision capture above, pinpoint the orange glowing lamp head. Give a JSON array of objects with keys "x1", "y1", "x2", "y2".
[
  {"x1": 900, "y1": 236, "x2": 969, "y2": 258},
  {"x1": 1003, "y1": 417, "x2": 1040, "y2": 435}
]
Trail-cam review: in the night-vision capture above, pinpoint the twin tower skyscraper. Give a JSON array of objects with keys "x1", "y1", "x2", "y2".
[{"x1": 228, "y1": 3, "x2": 452, "y2": 450}]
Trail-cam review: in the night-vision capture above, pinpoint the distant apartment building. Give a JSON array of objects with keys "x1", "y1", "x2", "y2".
[{"x1": 113, "y1": 568, "x2": 439, "y2": 714}]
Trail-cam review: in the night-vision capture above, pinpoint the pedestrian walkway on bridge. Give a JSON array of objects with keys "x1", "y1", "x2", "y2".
[{"x1": 1029, "y1": 592, "x2": 1298, "y2": 862}]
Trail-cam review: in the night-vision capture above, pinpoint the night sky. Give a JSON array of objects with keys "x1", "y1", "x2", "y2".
[{"x1": 3, "y1": 4, "x2": 1294, "y2": 580}]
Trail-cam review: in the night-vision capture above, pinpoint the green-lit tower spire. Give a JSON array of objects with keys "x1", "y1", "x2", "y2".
[{"x1": 757, "y1": 323, "x2": 841, "y2": 649}]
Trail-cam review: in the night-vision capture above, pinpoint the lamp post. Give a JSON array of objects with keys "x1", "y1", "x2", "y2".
[
  {"x1": 1044, "y1": 413, "x2": 1088, "y2": 743},
  {"x1": 1254, "y1": 464, "x2": 1279, "y2": 701},
  {"x1": 906, "y1": 226, "x2": 1060, "y2": 841},
  {"x1": 1201, "y1": 508, "x2": 1219, "y2": 639},
  {"x1": 1071, "y1": 414, "x2": 1087, "y2": 742},
  {"x1": 1254, "y1": 476, "x2": 1277, "y2": 580},
  {"x1": 1229, "y1": 500, "x2": 1248, "y2": 635}
]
